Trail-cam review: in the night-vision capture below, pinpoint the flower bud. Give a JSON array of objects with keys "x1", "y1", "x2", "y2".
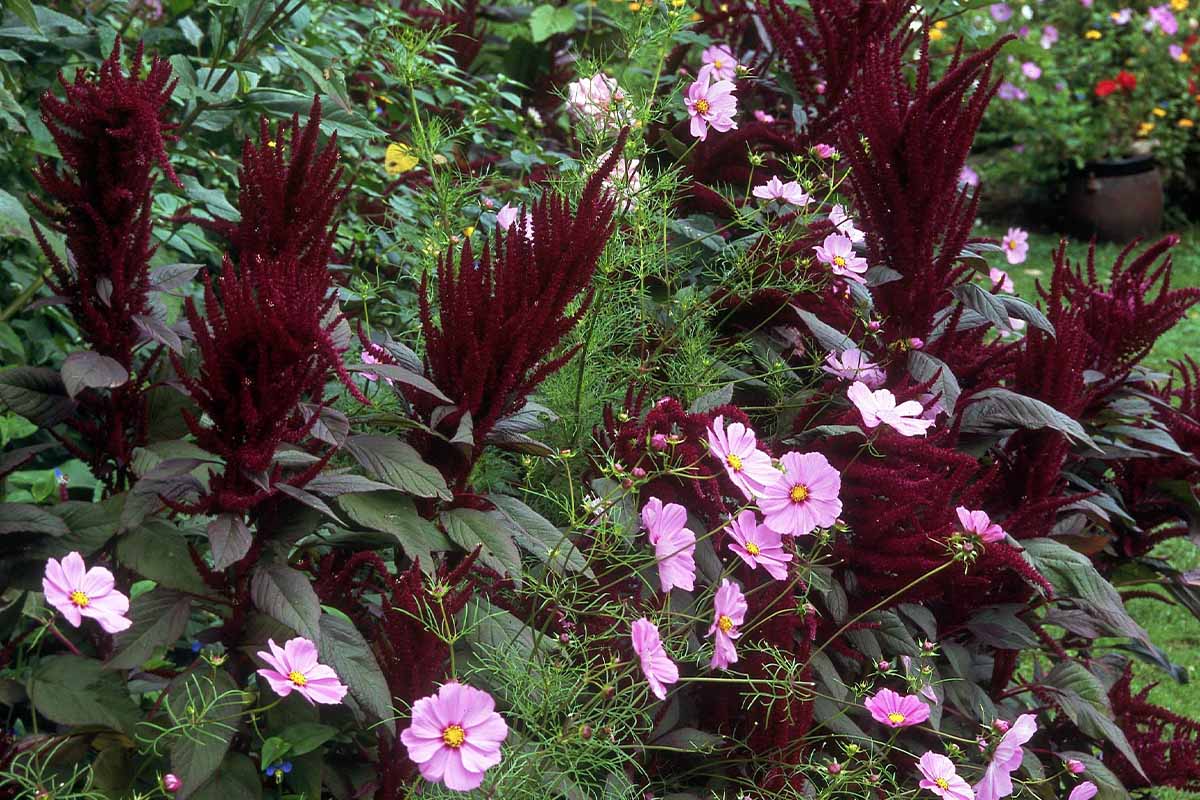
[
  {"x1": 163, "y1": 774, "x2": 182, "y2": 793},
  {"x1": 1067, "y1": 759, "x2": 1086, "y2": 774}
]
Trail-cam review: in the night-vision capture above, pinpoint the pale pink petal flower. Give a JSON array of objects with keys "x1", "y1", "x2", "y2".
[
  {"x1": 975, "y1": 714, "x2": 1037, "y2": 800},
  {"x1": 641, "y1": 497, "x2": 697, "y2": 592},
  {"x1": 814, "y1": 233, "x2": 868, "y2": 283},
  {"x1": 813, "y1": 143, "x2": 838, "y2": 159},
  {"x1": 685, "y1": 67, "x2": 739, "y2": 141},
  {"x1": 256, "y1": 637, "x2": 348, "y2": 705},
  {"x1": 707, "y1": 579, "x2": 747, "y2": 669},
  {"x1": 707, "y1": 414, "x2": 780, "y2": 499},
  {"x1": 918, "y1": 752, "x2": 975, "y2": 800},
  {"x1": 864, "y1": 688, "x2": 932, "y2": 728},
  {"x1": 823, "y1": 349, "x2": 886, "y2": 388},
  {"x1": 919, "y1": 393, "x2": 947, "y2": 421},
  {"x1": 847, "y1": 381, "x2": 935, "y2": 437},
  {"x1": 754, "y1": 109, "x2": 776, "y2": 123},
  {"x1": 752, "y1": 176, "x2": 811, "y2": 207},
  {"x1": 42, "y1": 551, "x2": 131, "y2": 634},
  {"x1": 1000, "y1": 227, "x2": 1028, "y2": 265},
  {"x1": 1021, "y1": 62, "x2": 1041, "y2": 80},
  {"x1": 726, "y1": 510, "x2": 792, "y2": 580},
  {"x1": 1068, "y1": 782, "x2": 1098, "y2": 800},
  {"x1": 828, "y1": 204, "x2": 865, "y2": 243},
  {"x1": 631, "y1": 618, "x2": 679, "y2": 700},
  {"x1": 361, "y1": 350, "x2": 395, "y2": 385},
  {"x1": 701, "y1": 44, "x2": 739, "y2": 81},
  {"x1": 989, "y1": 267, "x2": 1014, "y2": 293},
  {"x1": 956, "y1": 506, "x2": 1007, "y2": 543},
  {"x1": 400, "y1": 682, "x2": 508, "y2": 791},
  {"x1": 565, "y1": 73, "x2": 628, "y2": 131},
  {"x1": 1066, "y1": 759, "x2": 1086, "y2": 774},
  {"x1": 758, "y1": 451, "x2": 842, "y2": 536},
  {"x1": 959, "y1": 166, "x2": 981, "y2": 188}
]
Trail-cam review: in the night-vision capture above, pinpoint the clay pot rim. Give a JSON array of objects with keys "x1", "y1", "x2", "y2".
[{"x1": 1075, "y1": 154, "x2": 1158, "y2": 178}]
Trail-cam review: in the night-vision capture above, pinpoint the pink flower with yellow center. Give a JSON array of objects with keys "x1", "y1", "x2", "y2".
[
  {"x1": 814, "y1": 233, "x2": 868, "y2": 283},
  {"x1": 956, "y1": 506, "x2": 1007, "y2": 543},
  {"x1": 42, "y1": 551, "x2": 132, "y2": 634},
  {"x1": 918, "y1": 752, "x2": 974, "y2": 800},
  {"x1": 847, "y1": 381, "x2": 935, "y2": 437},
  {"x1": 975, "y1": 714, "x2": 1038, "y2": 800},
  {"x1": 400, "y1": 682, "x2": 508, "y2": 791},
  {"x1": 864, "y1": 688, "x2": 931, "y2": 728},
  {"x1": 726, "y1": 509, "x2": 792, "y2": 580},
  {"x1": 1000, "y1": 227, "x2": 1028, "y2": 265},
  {"x1": 707, "y1": 414, "x2": 780, "y2": 499},
  {"x1": 823, "y1": 348, "x2": 886, "y2": 388},
  {"x1": 707, "y1": 579, "x2": 747, "y2": 669},
  {"x1": 631, "y1": 618, "x2": 679, "y2": 700},
  {"x1": 758, "y1": 451, "x2": 842, "y2": 536},
  {"x1": 685, "y1": 66, "x2": 738, "y2": 141},
  {"x1": 641, "y1": 497, "x2": 697, "y2": 592},
  {"x1": 701, "y1": 44, "x2": 739, "y2": 81},
  {"x1": 256, "y1": 637, "x2": 348, "y2": 705}
]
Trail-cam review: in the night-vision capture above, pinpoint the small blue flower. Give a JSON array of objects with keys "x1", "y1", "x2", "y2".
[
  {"x1": 190, "y1": 641, "x2": 203, "y2": 653},
  {"x1": 265, "y1": 761, "x2": 293, "y2": 778}
]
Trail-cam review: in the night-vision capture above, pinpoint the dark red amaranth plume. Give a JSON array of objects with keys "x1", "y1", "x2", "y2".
[
  {"x1": 760, "y1": 0, "x2": 911, "y2": 143},
  {"x1": 30, "y1": 40, "x2": 180, "y2": 491},
  {"x1": 834, "y1": 32, "x2": 1012, "y2": 340},
  {"x1": 1106, "y1": 664, "x2": 1200, "y2": 792},
  {"x1": 170, "y1": 254, "x2": 347, "y2": 514},
  {"x1": 397, "y1": 129, "x2": 629, "y2": 492}
]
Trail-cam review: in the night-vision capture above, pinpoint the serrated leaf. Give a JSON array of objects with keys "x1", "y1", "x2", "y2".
[
  {"x1": 61, "y1": 351, "x2": 128, "y2": 399},
  {"x1": 208, "y1": 514, "x2": 252, "y2": 570},
  {"x1": 443, "y1": 507, "x2": 521, "y2": 584},
  {"x1": 251, "y1": 562, "x2": 321, "y2": 642},
  {"x1": 107, "y1": 589, "x2": 191, "y2": 670},
  {"x1": 29, "y1": 655, "x2": 140, "y2": 734},
  {"x1": 344, "y1": 435, "x2": 450, "y2": 499},
  {"x1": 316, "y1": 613, "x2": 393, "y2": 732}
]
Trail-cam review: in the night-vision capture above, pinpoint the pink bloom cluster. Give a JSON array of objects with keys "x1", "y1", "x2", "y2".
[
  {"x1": 685, "y1": 66, "x2": 738, "y2": 141},
  {"x1": 401, "y1": 682, "x2": 509, "y2": 790}
]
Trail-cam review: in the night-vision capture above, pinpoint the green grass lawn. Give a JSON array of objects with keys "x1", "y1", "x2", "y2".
[{"x1": 986, "y1": 225, "x2": 1200, "y2": 798}]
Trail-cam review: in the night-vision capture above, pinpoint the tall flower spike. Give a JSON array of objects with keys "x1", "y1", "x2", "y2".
[{"x1": 417, "y1": 129, "x2": 629, "y2": 489}]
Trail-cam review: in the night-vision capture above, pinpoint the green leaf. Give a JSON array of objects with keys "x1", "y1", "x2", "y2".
[
  {"x1": 259, "y1": 736, "x2": 290, "y2": 769},
  {"x1": 965, "y1": 605, "x2": 1040, "y2": 649},
  {"x1": 529, "y1": 4, "x2": 577, "y2": 42},
  {"x1": 0, "y1": 187, "x2": 33, "y2": 239},
  {"x1": 951, "y1": 283, "x2": 1017, "y2": 332},
  {"x1": 795, "y1": 309, "x2": 855, "y2": 352},
  {"x1": 116, "y1": 521, "x2": 207, "y2": 595},
  {"x1": 316, "y1": 613, "x2": 394, "y2": 732},
  {"x1": 344, "y1": 435, "x2": 451, "y2": 499},
  {"x1": 442, "y1": 507, "x2": 522, "y2": 585},
  {"x1": 208, "y1": 514, "x2": 252, "y2": 570},
  {"x1": 106, "y1": 589, "x2": 191, "y2": 670},
  {"x1": 1043, "y1": 661, "x2": 1147, "y2": 781},
  {"x1": 338, "y1": 491, "x2": 450, "y2": 567},
  {"x1": 1055, "y1": 751, "x2": 1130, "y2": 800},
  {"x1": 251, "y1": 561, "x2": 321, "y2": 643},
  {"x1": 280, "y1": 722, "x2": 336, "y2": 755},
  {"x1": 28, "y1": 655, "x2": 140, "y2": 734},
  {"x1": 0, "y1": 502, "x2": 69, "y2": 536},
  {"x1": 186, "y1": 750, "x2": 261, "y2": 800},
  {"x1": 487, "y1": 494, "x2": 591, "y2": 576}
]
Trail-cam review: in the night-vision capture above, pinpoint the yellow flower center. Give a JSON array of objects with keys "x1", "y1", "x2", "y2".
[
  {"x1": 936, "y1": 778, "x2": 950, "y2": 790},
  {"x1": 789, "y1": 484, "x2": 809, "y2": 503},
  {"x1": 717, "y1": 615, "x2": 734, "y2": 633},
  {"x1": 288, "y1": 671, "x2": 308, "y2": 687},
  {"x1": 726, "y1": 453, "x2": 743, "y2": 471},
  {"x1": 833, "y1": 255, "x2": 847, "y2": 267},
  {"x1": 442, "y1": 725, "x2": 466, "y2": 748},
  {"x1": 1007, "y1": 240, "x2": 1018, "y2": 250},
  {"x1": 1085, "y1": 30, "x2": 1102, "y2": 39},
  {"x1": 694, "y1": 98, "x2": 710, "y2": 115},
  {"x1": 887, "y1": 712, "x2": 906, "y2": 724},
  {"x1": 744, "y1": 542, "x2": 760, "y2": 556},
  {"x1": 69, "y1": 590, "x2": 89, "y2": 608},
  {"x1": 713, "y1": 59, "x2": 724, "y2": 70}
]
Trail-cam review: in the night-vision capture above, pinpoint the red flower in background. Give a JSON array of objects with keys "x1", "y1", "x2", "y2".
[
  {"x1": 1095, "y1": 79, "x2": 1119, "y2": 97},
  {"x1": 1116, "y1": 70, "x2": 1137, "y2": 91}
]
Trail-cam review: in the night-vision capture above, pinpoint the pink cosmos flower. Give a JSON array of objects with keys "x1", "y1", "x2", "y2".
[
  {"x1": 956, "y1": 507, "x2": 1007, "y2": 543},
  {"x1": 162, "y1": 774, "x2": 182, "y2": 793},
  {"x1": 701, "y1": 44, "x2": 739, "y2": 81},
  {"x1": 400, "y1": 682, "x2": 508, "y2": 791},
  {"x1": 256, "y1": 637, "x2": 349, "y2": 705},
  {"x1": 631, "y1": 618, "x2": 679, "y2": 700},
  {"x1": 848, "y1": 381, "x2": 935, "y2": 437},
  {"x1": 1040, "y1": 25, "x2": 1059, "y2": 48},
  {"x1": 1171, "y1": 43, "x2": 1187, "y2": 61},
  {"x1": 759, "y1": 452, "x2": 842, "y2": 536},
  {"x1": 823, "y1": 349, "x2": 886, "y2": 388},
  {"x1": 754, "y1": 109, "x2": 776, "y2": 123},
  {"x1": 1081, "y1": 0, "x2": 1092, "y2": 6},
  {"x1": 990, "y1": 3, "x2": 1012, "y2": 22},
  {"x1": 495, "y1": 202, "x2": 519, "y2": 229},
  {"x1": 566, "y1": 74, "x2": 627, "y2": 129},
  {"x1": 1150, "y1": 4, "x2": 1178, "y2": 34},
  {"x1": 997, "y1": 82, "x2": 1027, "y2": 101},
  {"x1": 752, "y1": 176, "x2": 811, "y2": 207},
  {"x1": 813, "y1": 143, "x2": 838, "y2": 159},
  {"x1": 361, "y1": 350, "x2": 395, "y2": 385},
  {"x1": 685, "y1": 67, "x2": 738, "y2": 141},
  {"x1": 599, "y1": 151, "x2": 642, "y2": 214},
  {"x1": 707, "y1": 414, "x2": 780, "y2": 499},
  {"x1": 959, "y1": 166, "x2": 980, "y2": 188},
  {"x1": 989, "y1": 267, "x2": 1014, "y2": 293},
  {"x1": 1068, "y1": 782, "x2": 1098, "y2": 800},
  {"x1": 918, "y1": 752, "x2": 974, "y2": 800},
  {"x1": 828, "y1": 204, "x2": 865, "y2": 243},
  {"x1": 1001, "y1": 227, "x2": 1028, "y2": 265},
  {"x1": 864, "y1": 688, "x2": 931, "y2": 728},
  {"x1": 641, "y1": 497, "x2": 697, "y2": 592},
  {"x1": 975, "y1": 714, "x2": 1038, "y2": 800},
  {"x1": 707, "y1": 579, "x2": 747, "y2": 669},
  {"x1": 726, "y1": 510, "x2": 792, "y2": 580},
  {"x1": 1110, "y1": 8, "x2": 1132, "y2": 25},
  {"x1": 814, "y1": 233, "x2": 868, "y2": 283},
  {"x1": 43, "y1": 552, "x2": 132, "y2": 634},
  {"x1": 1066, "y1": 759, "x2": 1086, "y2": 775},
  {"x1": 1021, "y1": 62, "x2": 1041, "y2": 80}
]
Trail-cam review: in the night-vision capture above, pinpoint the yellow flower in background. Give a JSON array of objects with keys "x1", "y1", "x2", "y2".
[
  {"x1": 1085, "y1": 29, "x2": 1102, "y2": 40},
  {"x1": 1171, "y1": 0, "x2": 1187, "y2": 10},
  {"x1": 628, "y1": 1, "x2": 641, "y2": 9},
  {"x1": 690, "y1": 11, "x2": 701, "y2": 21},
  {"x1": 1138, "y1": 122, "x2": 1156, "y2": 136},
  {"x1": 463, "y1": 226, "x2": 475, "y2": 238},
  {"x1": 929, "y1": 27, "x2": 944, "y2": 41},
  {"x1": 934, "y1": 19, "x2": 948, "y2": 29},
  {"x1": 385, "y1": 143, "x2": 419, "y2": 175},
  {"x1": 1179, "y1": 118, "x2": 1195, "y2": 128},
  {"x1": 1154, "y1": 107, "x2": 1167, "y2": 117},
  {"x1": 671, "y1": 0, "x2": 686, "y2": 8}
]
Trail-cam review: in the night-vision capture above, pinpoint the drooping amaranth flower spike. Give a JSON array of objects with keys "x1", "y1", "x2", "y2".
[
  {"x1": 400, "y1": 682, "x2": 508, "y2": 791},
  {"x1": 631, "y1": 618, "x2": 679, "y2": 700},
  {"x1": 256, "y1": 637, "x2": 348, "y2": 705},
  {"x1": 641, "y1": 496, "x2": 697, "y2": 592},
  {"x1": 43, "y1": 551, "x2": 131, "y2": 634}
]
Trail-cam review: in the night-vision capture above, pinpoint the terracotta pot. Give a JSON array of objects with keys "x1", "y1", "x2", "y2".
[{"x1": 1064, "y1": 155, "x2": 1163, "y2": 243}]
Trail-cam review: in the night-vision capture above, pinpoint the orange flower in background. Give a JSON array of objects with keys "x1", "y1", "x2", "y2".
[{"x1": 1095, "y1": 79, "x2": 1119, "y2": 97}]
